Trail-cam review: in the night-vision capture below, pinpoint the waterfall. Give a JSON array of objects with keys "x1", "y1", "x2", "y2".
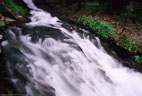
[{"x1": 2, "y1": 0, "x2": 142, "y2": 96}]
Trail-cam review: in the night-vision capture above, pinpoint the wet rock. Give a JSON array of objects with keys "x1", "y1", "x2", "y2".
[
  {"x1": 13, "y1": 80, "x2": 26, "y2": 94},
  {"x1": 0, "y1": 34, "x2": 3, "y2": 40},
  {"x1": 0, "y1": 34, "x2": 2, "y2": 53},
  {"x1": 5, "y1": 17, "x2": 16, "y2": 24},
  {"x1": 22, "y1": 26, "x2": 69, "y2": 43},
  {"x1": 0, "y1": 14, "x2": 5, "y2": 22},
  {"x1": 122, "y1": 61, "x2": 132, "y2": 68},
  {"x1": 62, "y1": 23, "x2": 74, "y2": 32}
]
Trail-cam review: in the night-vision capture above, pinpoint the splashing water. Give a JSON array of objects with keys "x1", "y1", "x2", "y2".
[{"x1": 2, "y1": 0, "x2": 142, "y2": 96}]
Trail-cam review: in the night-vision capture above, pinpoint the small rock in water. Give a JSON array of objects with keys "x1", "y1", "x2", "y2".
[
  {"x1": 0, "y1": 34, "x2": 3, "y2": 39},
  {"x1": 0, "y1": 34, "x2": 2, "y2": 53},
  {"x1": 5, "y1": 17, "x2": 16, "y2": 24}
]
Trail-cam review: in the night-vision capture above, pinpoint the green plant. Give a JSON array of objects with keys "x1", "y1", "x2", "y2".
[
  {"x1": 119, "y1": 34, "x2": 139, "y2": 51},
  {"x1": 0, "y1": 24, "x2": 5, "y2": 27},
  {"x1": 124, "y1": 40, "x2": 133, "y2": 51},
  {"x1": 78, "y1": 16, "x2": 88, "y2": 25},
  {"x1": 124, "y1": 39, "x2": 138, "y2": 52},
  {"x1": 111, "y1": 51, "x2": 117, "y2": 56},
  {"x1": 78, "y1": 16, "x2": 113, "y2": 39},
  {"x1": 4, "y1": 0, "x2": 27, "y2": 16},
  {"x1": 134, "y1": 55, "x2": 142, "y2": 65},
  {"x1": 94, "y1": 23, "x2": 112, "y2": 39}
]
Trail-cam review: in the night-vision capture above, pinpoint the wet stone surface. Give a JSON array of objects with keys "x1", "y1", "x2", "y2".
[{"x1": 0, "y1": 34, "x2": 2, "y2": 53}]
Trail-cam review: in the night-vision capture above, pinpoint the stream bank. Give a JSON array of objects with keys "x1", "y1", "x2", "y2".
[
  {"x1": 3, "y1": 0, "x2": 142, "y2": 95},
  {"x1": 33, "y1": 0, "x2": 142, "y2": 71},
  {"x1": 1, "y1": 0, "x2": 142, "y2": 95}
]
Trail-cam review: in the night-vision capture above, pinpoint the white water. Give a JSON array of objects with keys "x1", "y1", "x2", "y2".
[{"x1": 4, "y1": 0, "x2": 142, "y2": 96}]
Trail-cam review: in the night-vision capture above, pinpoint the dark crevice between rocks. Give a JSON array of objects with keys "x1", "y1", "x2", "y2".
[
  {"x1": 0, "y1": 29, "x2": 15, "y2": 94},
  {"x1": 0, "y1": 51, "x2": 16, "y2": 94}
]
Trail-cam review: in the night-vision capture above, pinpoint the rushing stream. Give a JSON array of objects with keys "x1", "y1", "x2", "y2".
[{"x1": 2, "y1": 0, "x2": 142, "y2": 96}]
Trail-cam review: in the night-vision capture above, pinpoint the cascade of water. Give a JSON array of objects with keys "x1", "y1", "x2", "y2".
[{"x1": 2, "y1": 0, "x2": 142, "y2": 96}]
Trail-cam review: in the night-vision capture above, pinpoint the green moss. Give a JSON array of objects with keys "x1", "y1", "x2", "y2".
[
  {"x1": 0, "y1": 24, "x2": 5, "y2": 27},
  {"x1": 4, "y1": 0, "x2": 27, "y2": 16}
]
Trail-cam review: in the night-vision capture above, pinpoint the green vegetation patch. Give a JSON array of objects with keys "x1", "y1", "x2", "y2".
[
  {"x1": 83, "y1": 2, "x2": 109, "y2": 14},
  {"x1": 4, "y1": 0, "x2": 27, "y2": 16},
  {"x1": 134, "y1": 55, "x2": 142, "y2": 65},
  {"x1": 118, "y1": 34, "x2": 139, "y2": 52},
  {"x1": 78, "y1": 16, "x2": 113, "y2": 39},
  {"x1": 111, "y1": 51, "x2": 117, "y2": 56},
  {"x1": 0, "y1": 23, "x2": 5, "y2": 27},
  {"x1": 77, "y1": 16, "x2": 141, "y2": 54}
]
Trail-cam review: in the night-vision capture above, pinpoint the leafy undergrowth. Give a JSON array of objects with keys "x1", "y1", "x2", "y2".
[
  {"x1": 57, "y1": 2, "x2": 142, "y2": 52},
  {"x1": 112, "y1": 33, "x2": 141, "y2": 53},
  {"x1": 29, "y1": 0, "x2": 142, "y2": 66},
  {"x1": 77, "y1": 16, "x2": 142, "y2": 66},
  {"x1": 77, "y1": 16, "x2": 113, "y2": 39},
  {"x1": 4, "y1": 0, "x2": 27, "y2": 16},
  {"x1": 77, "y1": 16, "x2": 141, "y2": 52},
  {"x1": 134, "y1": 55, "x2": 142, "y2": 65},
  {"x1": 0, "y1": 24, "x2": 5, "y2": 27}
]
